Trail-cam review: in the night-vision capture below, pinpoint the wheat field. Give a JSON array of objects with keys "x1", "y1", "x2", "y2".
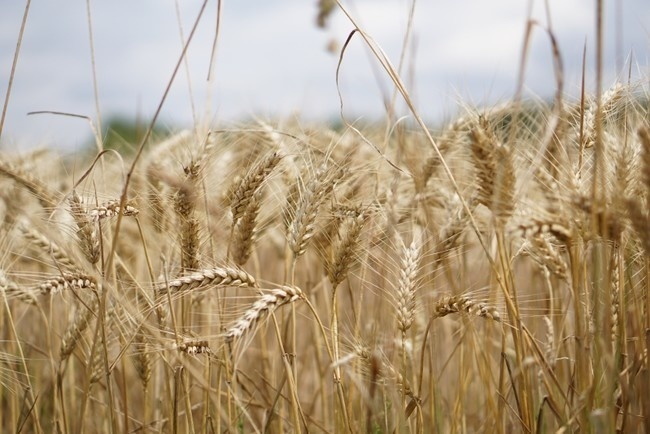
[
  {"x1": 0, "y1": 88, "x2": 649, "y2": 433},
  {"x1": 1, "y1": 2, "x2": 650, "y2": 433}
]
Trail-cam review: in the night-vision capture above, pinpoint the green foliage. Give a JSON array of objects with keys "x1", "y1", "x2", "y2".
[{"x1": 100, "y1": 116, "x2": 168, "y2": 154}]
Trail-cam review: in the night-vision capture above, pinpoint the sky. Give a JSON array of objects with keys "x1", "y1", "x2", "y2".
[{"x1": 0, "y1": 0, "x2": 648, "y2": 151}]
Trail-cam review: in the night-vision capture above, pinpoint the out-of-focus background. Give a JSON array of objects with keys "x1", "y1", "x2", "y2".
[{"x1": 0, "y1": 0, "x2": 648, "y2": 151}]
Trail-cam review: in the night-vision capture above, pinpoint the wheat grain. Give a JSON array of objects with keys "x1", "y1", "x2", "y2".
[
  {"x1": 582, "y1": 83, "x2": 625, "y2": 148},
  {"x1": 89, "y1": 199, "x2": 139, "y2": 222},
  {"x1": 176, "y1": 339, "x2": 211, "y2": 356}
]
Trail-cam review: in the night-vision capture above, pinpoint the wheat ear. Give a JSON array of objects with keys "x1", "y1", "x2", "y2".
[
  {"x1": 327, "y1": 211, "x2": 366, "y2": 288},
  {"x1": 230, "y1": 151, "x2": 282, "y2": 225},
  {"x1": 469, "y1": 118, "x2": 515, "y2": 221},
  {"x1": 432, "y1": 295, "x2": 501, "y2": 322},
  {"x1": 155, "y1": 267, "x2": 257, "y2": 296},
  {"x1": 288, "y1": 163, "x2": 340, "y2": 257},
  {"x1": 395, "y1": 238, "x2": 421, "y2": 334},
  {"x1": 36, "y1": 273, "x2": 97, "y2": 295},
  {"x1": 68, "y1": 192, "x2": 100, "y2": 264},
  {"x1": 132, "y1": 330, "x2": 152, "y2": 389},
  {"x1": 639, "y1": 127, "x2": 650, "y2": 198},
  {"x1": 18, "y1": 222, "x2": 78, "y2": 270},
  {"x1": 582, "y1": 83, "x2": 625, "y2": 148},
  {"x1": 60, "y1": 293, "x2": 99, "y2": 360},
  {"x1": 174, "y1": 161, "x2": 201, "y2": 272},
  {"x1": 0, "y1": 269, "x2": 38, "y2": 304},
  {"x1": 231, "y1": 190, "x2": 261, "y2": 266},
  {"x1": 89, "y1": 199, "x2": 139, "y2": 222},
  {"x1": 146, "y1": 161, "x2": 168, "y2": 233},
  {"x1": 176, "y1": 339, "x2": 211, "y2": 356},
  {"x1": 224, "y1": 286, "x2": 303, "y2": 343},
  {"x1": 0, "y1": 159, "x2": 60, "y2": 209}
]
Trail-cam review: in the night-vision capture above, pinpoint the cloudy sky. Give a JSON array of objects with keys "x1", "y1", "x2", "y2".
[{"x1": 0, "y1": 0, "x2": 648, "y2": 151}]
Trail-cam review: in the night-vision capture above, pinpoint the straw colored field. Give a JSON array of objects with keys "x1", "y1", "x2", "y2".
[{"x1": 0, "y1": 88, "x2": 649, "y2": 432}]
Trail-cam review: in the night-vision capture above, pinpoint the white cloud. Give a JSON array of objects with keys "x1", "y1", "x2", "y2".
[{"x1": 0, "y1": 0, "x2": 647, "y2": 150}]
